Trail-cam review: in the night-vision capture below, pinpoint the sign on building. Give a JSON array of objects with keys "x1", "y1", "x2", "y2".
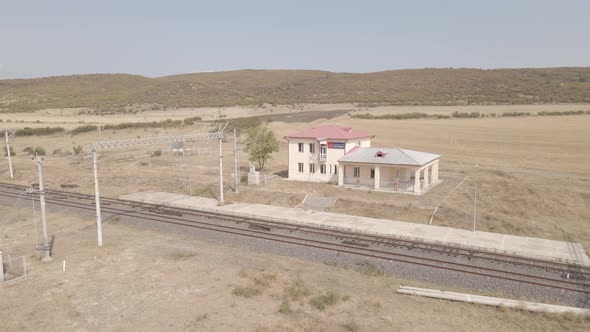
[{"x1": 328, "y1": 142, "x2": 345, "y2": 149}]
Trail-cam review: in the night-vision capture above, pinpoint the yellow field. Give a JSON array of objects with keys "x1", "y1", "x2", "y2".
[{"x1": 1, "y1": 104, "x2": 590, "y2": 252}]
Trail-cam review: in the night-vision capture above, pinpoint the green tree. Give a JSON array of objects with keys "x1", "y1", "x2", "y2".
[{"x1": 244, "y1": 126, "x2": 279, "y2": 171}]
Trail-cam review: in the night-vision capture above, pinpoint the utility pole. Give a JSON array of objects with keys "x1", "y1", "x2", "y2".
[
  {"x1": 36, "y1": 155, "x2": 52, "y2": 262},
  {"x1": 473, "y1": 164, "x2": 478, "y2": 232},
  {"x1": 92, "y1": 148, "x2": 103, "y2": 246},
  {"x1": 5, "y1": 130, "x2": 14, "y2": 179},
  {"x1": 233, "y1": 128, "x2": 239, "y2": 193},
  {"x1": 218, "y1": 127, "x2": 224, "y2": 204}
]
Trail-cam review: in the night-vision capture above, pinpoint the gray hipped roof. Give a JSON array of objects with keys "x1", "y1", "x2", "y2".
[{"x1": 338, "y1": 147, "x2": 440, "y2": 166}]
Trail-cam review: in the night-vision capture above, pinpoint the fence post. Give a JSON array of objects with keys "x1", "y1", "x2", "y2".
[{"x1": 0, "y1": 250, "x2": 4, "y2": 283}]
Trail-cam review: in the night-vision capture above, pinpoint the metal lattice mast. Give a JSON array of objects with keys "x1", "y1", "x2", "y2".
[{"x1": 89, "y1": 127, "x2": 226, "y2": 247}]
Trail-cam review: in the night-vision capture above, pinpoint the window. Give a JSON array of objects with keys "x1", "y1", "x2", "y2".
[
  {"x1": 309, "y1": 143, "x2": 315, "y2": 153},
  {"x1": 309, "y1": 163, "x2": 315, "y2": 174},
  {"x1": 298, "y1": 143, "x2": 304, "y2": 153},
  {"x1": 370, "y1": 168, "x2": 375, "y2": 179},
  {"x1": 298, "y1": 163, "x2": 304, "y2": 173},
  {"x1": 329, "y1": 165, "x2": 332, "y2": 174},
  {"x1": 320, "y1": 164, "x2": 326, "y2": 174},
  {"x1": 353, "y1": 167, "x2": 360, "y2": 178},
  {"x1": 320, "y1": 145, "x2": 327, "y2": 160},
  {"x1": 334, "y1": 165, "x2": 338, "y2": 174}
]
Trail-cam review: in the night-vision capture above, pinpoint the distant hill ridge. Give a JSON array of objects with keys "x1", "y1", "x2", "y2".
[{"x1": 1, "y1": 68, "x2": 589, "y2": 111}]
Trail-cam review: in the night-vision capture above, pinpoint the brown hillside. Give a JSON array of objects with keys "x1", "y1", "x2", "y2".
[{"x1": 1, "y1": 68, "x2": 589, "y2": 112}]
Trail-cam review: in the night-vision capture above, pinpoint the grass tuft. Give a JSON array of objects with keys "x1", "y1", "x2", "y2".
[
  {"x1": 309, "y1": 290, "x2": 338, "y2": 311},
  {"x1": 232, "y1": 286, "x2": 262, "y2": 298}
]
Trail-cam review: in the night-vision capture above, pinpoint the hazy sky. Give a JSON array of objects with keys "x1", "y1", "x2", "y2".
[{"x1": 1, "y1": 0, "x2": 589, "y2": 79}]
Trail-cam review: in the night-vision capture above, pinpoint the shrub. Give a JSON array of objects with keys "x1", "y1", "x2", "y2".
[
  {"x1": 284, "y1": 276, "x2": 311, "y2": 301},
  {"x1": 103, "y1": 119, "x2": 183, "y2": 131},
  {"x1": 70, "y1": 125, "x2": 98, "y2": 135},
  {"x1": 217, "y1": 116, "x2": 262, "y2": 131},
  {"x1": 501, "y1": 112, "x2": 530, "y2": 117},
  {"x1": 151, "y1": 149, "x2": 162, "y2": 157},
  {"x1": 232, "y1": 286, "x2": 261, "y2": 298},
  {"x1": 73, "y1": 145, "x2": 84, "y2": 155},
  {"x1": 3, "y1": 146, "x2": 15, "y2": 157},
  {"x1": 24, "y1": 146, "x2": 46, "y2": 156},
  {"x1": 351, "y1": 112, "x2": 431, "y2": 120},
  {"x1": 183, "y1": 116, "x2": 202, "y2": 125},
  {"x1": 309, "y1": 290, "x2": 339, "y2": 311},
  {"x1": 538, "y1": 110, "x2": 586, "y2": 116},
  {"x1": 253, "y1": 273, "x2": 276, "y2": 287},
  {"x1": 16, "y1": 127, "x2": 65, "y2": 136},
  {"x1": 278, "y1": 295, "x2": 292, "y2": 314},
  {"x1": 451, "y1": 111, "x2": 481, "y2": 118},
  {"x1": 353, "y1": 260, "x2": 384, "y2": 276}
]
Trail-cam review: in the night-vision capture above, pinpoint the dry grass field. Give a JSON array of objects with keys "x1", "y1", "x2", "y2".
[
  {"x1": 1, "y1": 104, "x2": 590, "y2": 252},
  {"x1": 1, "y1": 207, "x2": 589, "y2": 331},
  {"x1": 2, "y1": 103, "x2": 590, "y2": 330}
]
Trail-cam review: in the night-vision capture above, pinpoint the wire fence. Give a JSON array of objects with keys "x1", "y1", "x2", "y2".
[{"x1": 0, "y1": 252, "x2": 27, "y2": 285}]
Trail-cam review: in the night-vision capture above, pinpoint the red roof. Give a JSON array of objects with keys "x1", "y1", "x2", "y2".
[{"x1": 285, "y1": 125, "x2": 373, "y2": 140}]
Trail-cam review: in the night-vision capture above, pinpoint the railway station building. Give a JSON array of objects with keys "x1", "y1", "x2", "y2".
[{"x1": 285, "y1": 125, "x2": 440, "y2": 194}]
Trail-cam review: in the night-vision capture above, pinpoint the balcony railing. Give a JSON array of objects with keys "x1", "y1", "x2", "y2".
[{"x1": 342, "y1": 178, "x2": 415, "y2": 193}]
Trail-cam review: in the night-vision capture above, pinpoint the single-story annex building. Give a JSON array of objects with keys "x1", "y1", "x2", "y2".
[{"x1": 284, "y1": 125, "x2": 440, "y2": 194}]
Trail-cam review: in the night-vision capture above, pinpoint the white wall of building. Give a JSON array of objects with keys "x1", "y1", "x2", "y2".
[{"x1": 287, "y1": 137, "x2": 371, "y2": 183}]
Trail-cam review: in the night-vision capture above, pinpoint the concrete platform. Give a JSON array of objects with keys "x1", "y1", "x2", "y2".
[{"x1": 120, "y1": 191, "x2": 590, "y2": 267}]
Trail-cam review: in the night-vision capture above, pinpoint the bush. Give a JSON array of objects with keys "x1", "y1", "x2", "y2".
[
  {"x1": 284, "y1": 277, "x2": 311, "y2": 301},
  {"x1": 73, "y1": 145, "x2": 84, "y2": 155},
  {"x1": 538, "y1": 110, "x2": 586, "y2": 116},
  {"x1": 353, "y1": 260, "x2": 384, "y2": 276},
  {"x1": 232, "y1": 286, "x2": 261, "y2": 298},
  {"x1": 3, "y1": 146, "x2": 15, "y2": 157},
  {"x1": 501, "y1": 112, "x2": 530, "y2": 117},
  {"x1": 103, "y1": 119, "x2": 183, "y2": 131},
  {"x1": 16, "y1": 127, "x2": 65, "y2": 136},
  {"x1": 151, "y1": 149, "x2": 162, "y2": 157},
  {"x1": 24, "y1": 146, "x2": 46, "y2": 156},
  {"x1": 278, "y1": 296, "x2": 291, "y2": 314},
  {"x1": 309, "y1": 290, "x2": 339, "y2": 311},
  {"x1": 218, "y1": 116, "x2": 262, "y2": 131},
  {"x1": 451, "y1": 111, "x2": 481, "y2": 118},
  {"x1": 70, "y1": 125, "x2": 98, "y2": 135},
  {"x1": 183, "y1": 116, "x2": 202, "y2": 125}
]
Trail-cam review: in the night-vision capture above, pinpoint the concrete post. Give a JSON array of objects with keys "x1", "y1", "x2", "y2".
[
  {"x1": 374, "y1": 166, "x2": 380, "y2": 190},
  {"x1": 37, "y1": 156, "x2": 53, "y2": 262},
  {"x1": 5, "y1": 131, "x2": 14, "y2": 179},
  {"x1": 424, "y1": 165, "x2": 431, "y2": 188},
  {"x1": 233, "y1": 128, "x2": 239, "y2": 193},
  {"x1": 414, "y1": 168, "x2": 421, "y2": 193},
  {"x1": 218, "y1": 130, "x2": 224, "y2": 204},
  {"x1": 92, "y1": 148, "x2": 103, "y2": 247},
  {"x1": 432, "y1": 160, "x2": 439, "y2": 182},
  {"x1": 0, "y1": 250, "x2": 4, "y2": 283},
  {"x1": 338, "y1": 164, "x2": 344, "y2": 186}
]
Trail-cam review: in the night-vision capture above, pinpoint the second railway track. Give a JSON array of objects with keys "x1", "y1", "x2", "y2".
[{"x1": 0, "y1": 183, "x2": 589, "y2": 296}]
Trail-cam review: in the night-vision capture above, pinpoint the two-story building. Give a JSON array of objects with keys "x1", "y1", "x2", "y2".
[{"x1": 285, "y1": 125, "x2": 440, "y2": 194}]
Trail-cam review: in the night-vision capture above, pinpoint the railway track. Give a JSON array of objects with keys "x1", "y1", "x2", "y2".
[{"x1": 1, "y1": 182, "x2": 590, "y2": 296}]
